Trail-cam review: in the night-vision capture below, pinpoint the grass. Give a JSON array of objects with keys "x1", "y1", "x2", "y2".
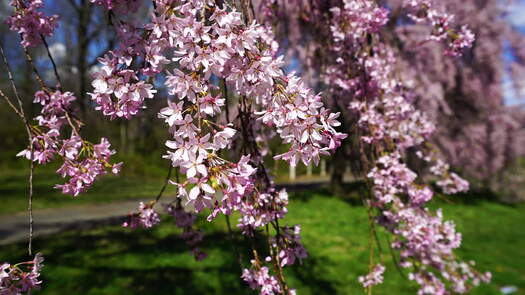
[
  {"x1": 0, "y1": 164, "x2": 176, "y2": 214},
  {"x1": 0, "y1": 191, "x2": 524, "y2": 294},
  {"x1": 0, "y1": 154, "x2": 309, "y2": 214}
]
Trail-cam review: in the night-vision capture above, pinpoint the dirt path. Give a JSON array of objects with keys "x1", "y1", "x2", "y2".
[
  {"x1": 0, "y1": 200, "x2": 139, "y2": 245},
  {"x1": 0, "y1": 177, "x2": 352, "y2": 245}
]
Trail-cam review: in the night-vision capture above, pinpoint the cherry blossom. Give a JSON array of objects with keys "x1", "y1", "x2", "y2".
[
  {"x1": 242, "y1": 261, "x2": 282, "y2": 295},
  {"x1": 359, "y1": 264, "x2": 385, "y2": 288},
  {"x1": 0, "y1": 254, "x2": 44, "y2": 294},
  {"x1": 17, "y1": 90, "x2": 121, "y2": 196},
  {"x1": 6, "y1": 0, "x2": 58, "y2": 48},
  {"x1": 123, "y1": 202, "x2": 160, "y2": 229}
]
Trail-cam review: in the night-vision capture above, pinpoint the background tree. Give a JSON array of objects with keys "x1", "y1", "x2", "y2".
[{"x1": 258, "y1": 0, "x2": 525, "y2": 201}]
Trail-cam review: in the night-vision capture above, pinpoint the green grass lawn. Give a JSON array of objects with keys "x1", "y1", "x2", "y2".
[
  {"x1": 1, "y1": 192, "x2": 524, "y2": 294},
  {"x1": 0, "y1": 166, "x2": 176, "y2": 214},
  {"x1": 0, "y1": 157, "x2": 298, "y2": 214}
]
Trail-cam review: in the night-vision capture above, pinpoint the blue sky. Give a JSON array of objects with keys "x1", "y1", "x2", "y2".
[{"x1": 504, "y1": 0, "x2": 525, "y2": 105}]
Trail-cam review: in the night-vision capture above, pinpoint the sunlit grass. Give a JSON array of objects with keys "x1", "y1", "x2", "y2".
[{"x1": 1, "y1": 192, "x2": 523, "y2": 294}]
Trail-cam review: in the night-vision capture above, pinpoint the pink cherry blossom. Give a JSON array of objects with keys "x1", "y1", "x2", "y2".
[
  {"x1": 359, "y1": 264, "x2": 385, "y2": 288},
  {"x1": 123, "y1": 202, "x2": 160, "y2": 229},
  {"x1": 6, "y1": 0, "x2": 58, "y2": 48},
  {"x1": 0, "y1": 253, "x2": 44, "y2": 294}
]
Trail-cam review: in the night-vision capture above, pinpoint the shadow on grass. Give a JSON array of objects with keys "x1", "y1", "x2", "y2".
[
  {"x1": 288, "y1": 256, "x2": 338, "y2": 294},
  {"x1": 289, "y1": 181, "x2": 367, "y2": 207},
  {"x1": 285, "y1": 178, "x2": 514, "y2": 208},
  {"x1": 2, "y1": 225, "x2": 339, "y2": 295},
  {"x1": 434, "y1": 186, "x2": 517, "y2": 207}
]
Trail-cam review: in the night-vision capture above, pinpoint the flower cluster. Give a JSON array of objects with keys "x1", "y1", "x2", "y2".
[
  {"x1": 17, "y1": 90, "x2": 76, "y2": 164},
  {"x1": 346, "y1": 49, "x2": 435, "y2": 149},
  {"x1": 106, "y1": 0, "x2": 343, "y2": 242},
  {"x1": 6, "y1": 0, "x2": 58, "y2": 48},
  {"x1": 234, "y1": 188, "x2": 290, "y2": 235},
  {"x1": 90, "y1": 0, "x2": 345, "y2": 166},
  {"x1": 265, "y1": 77, "x2": 347, "y2": 166},
  {"x1": 17, "y1": 90, "x2": 122, "y2": 196},
  {"x1": 54, "y1": 137, "x2": 122, "y2": 196},
  {"x1": 88, "y1": 1, "x2": 344, "y2": 292},
  {"x1": 1, "y1": 254, "x2": 43, "y2": 294},
  {"x1": 90, "y1": 52, "x2": 156, "y2": 119},
  {"x1": 241, "y1": 261, "x2": 283, "y2": 295},
  {"x1": 272, "y1": 225, "x2": 308, "y2": 267},
  {"x1": 369, "y1": 153, "x2": 490, "y2": 293},
  {"x1": 367, "y1": 152, "x2": 418, "y2": 205},
  {"x1": 320, "y1": 1, "x2": 436, "y2": 150},
  {"x1": 330, "y1": 0, "x2": 389, "y2": 43},
  {"x1": 403, "y1": 0, "x2": 475, "y2": 56},
  {"x1": 390, "y1": 206, "x2": 492, "y2": 294},
  {"x1": 358, "y1": 264, "x2": 385, "y2": 288},
  {"x1": 292, "y1": 1, "x2": 489, "y2": 293},
  {"x1": 416, "y1": 150, "x2": 470, "y2": 194},
  {"x1": 123, "y1": 202, "x2": 160, "y2": 229},
  {"x1": 436, "y1": 172, "x2": 469, "y2": 195}
]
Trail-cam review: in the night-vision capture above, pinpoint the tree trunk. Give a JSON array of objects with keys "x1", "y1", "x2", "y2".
[
  {"x1": 330, "y1": 146, "x2": 347, "y2": 197},
  {"x1": 77, "y1": 0, "x2": 90, "y2": 115}
]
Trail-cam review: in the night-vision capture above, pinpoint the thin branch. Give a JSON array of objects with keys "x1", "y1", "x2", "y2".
[
  {"x1": 40, "y1": 35, "x2": 63, "y2": 89},
  {"x1": 21, "y1": 41, "x2": 83, "y2": 135},
  {"x1": 155, "y1": 165, "x2": 173, "y2": 202},
  {"x1": 22, "y1": 47, "x2": 47, "y2": 89},
  {"x1": 0, "y1": 43, "x2": 35, "y2": 256},
  {"x1": 221, "y1": 78, "x2": 230, "y2": 124},
  {"x1": 27, "y1": 150, "x2": 34, "y2": 256},
  {"x1": 0, "y1": 89, "x2": 24, "y2": 119},
  {"x1": 65, "y1": 112, "x2": 81, "y2": 137},
  {"x1": 0, "y1": 46, "x2": 25, "y2": 117}
]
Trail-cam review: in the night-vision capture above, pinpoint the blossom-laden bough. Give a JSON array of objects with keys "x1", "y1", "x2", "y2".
[{"x1": 259, "y1": 0, "x2": 491, "y2": 293}]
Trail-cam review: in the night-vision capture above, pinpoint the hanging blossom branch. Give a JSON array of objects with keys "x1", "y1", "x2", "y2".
[
  {"x1": 85, "y1": 0, "x2": 345, "y2": 294},
  {"x1": 0, "y1": 43, "x2": 36, "y2": 259},
  {"x1": 2, "y1": 0, "x2": 122, "y2": 291},
  {"x1": 402, "y1": 0, "x2": 475, "y2": 56},
  {"x1": 257, "y1": 0, "x2": 491, "y2": 294},
  {"x1": 6, "y1": 0, "x2": 123, "y2": 198},
  {"x1": 299, "y1": 0, "x2": 490, "y2": 294},
  {"x1": 1, "y1": 0, "x2": 57, "y2": 290}
]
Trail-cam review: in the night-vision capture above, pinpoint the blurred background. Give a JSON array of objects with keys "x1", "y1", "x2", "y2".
[{"x1": 0, "y1": 0, "x2": 524, "y2": 294}]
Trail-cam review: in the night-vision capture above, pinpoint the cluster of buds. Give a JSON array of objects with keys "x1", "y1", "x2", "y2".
[{"x1": 1, "y1": 254, "x2": 44, "y2": 294}]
